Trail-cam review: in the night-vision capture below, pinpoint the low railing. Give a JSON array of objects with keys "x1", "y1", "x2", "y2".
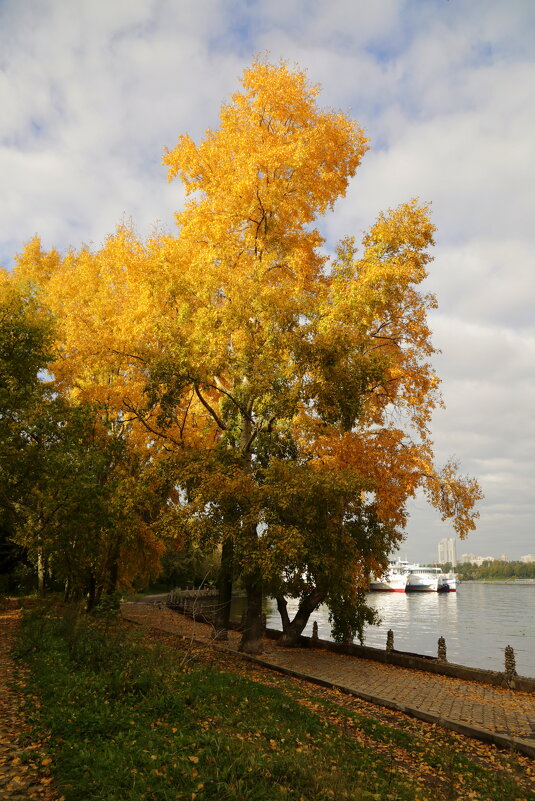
[
  {"x1": 165, "y1": 590, "x2": 534, "y2": 691},
  {"x1": 166, "y1": 587, "x2": 220, "y2": 624}
]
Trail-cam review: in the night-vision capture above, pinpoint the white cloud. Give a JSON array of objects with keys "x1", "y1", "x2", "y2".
[
  {"x1": 425, "y1": 240, "x2": 535, "y2": 330},
  {"x1": 0, "y1": 0, "x2": 245, "y2": 257}
]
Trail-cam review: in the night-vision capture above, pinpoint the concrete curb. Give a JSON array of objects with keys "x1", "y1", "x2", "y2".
[{"x1": 262, "y1": 628, "x2": 535, "y2": 693}]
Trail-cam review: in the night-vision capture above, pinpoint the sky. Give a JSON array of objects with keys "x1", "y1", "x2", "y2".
[{"x1": 1, "y1": 0, "x2": 534, "y2": 563}]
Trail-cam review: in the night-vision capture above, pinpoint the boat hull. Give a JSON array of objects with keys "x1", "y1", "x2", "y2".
[
  {"x1": 370, "y1": 563, "x2": 409, "y2": 592},
  {"x1": 369, "y1": 582, "x2": 406, "y2": 592},
  {"x1": 438, "y1": 573, "x2": 458, "y2": 592},
  {"x1": 405, "y1": 581, "x2": 438, "y2": 592},
  {"x1": 406, "y1": 565, "x2": 440, "y2": 592}
]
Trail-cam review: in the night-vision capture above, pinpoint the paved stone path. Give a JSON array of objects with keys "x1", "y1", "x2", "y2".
[{"x1": 122, "y1": 601, "x2": 535, "y2": 758}]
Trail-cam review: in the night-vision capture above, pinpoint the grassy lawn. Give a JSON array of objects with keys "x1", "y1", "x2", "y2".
[{"x1": 12, "y1": 603, "x2": 535, "y2": 801}]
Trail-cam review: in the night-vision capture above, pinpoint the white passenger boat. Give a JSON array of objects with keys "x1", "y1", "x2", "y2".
[
  {"x1": 370, "y1": 561, "x2": 458, "y2": 592},
  {"x1": 437, "y1": 572, "x2": 458, "y2": 592},
  {"x1": 405, "y1": 564, "x2": 441, "y2": 592},
  {"x1": 369, "y1": 560, "x2": 409, "y2": 592}
]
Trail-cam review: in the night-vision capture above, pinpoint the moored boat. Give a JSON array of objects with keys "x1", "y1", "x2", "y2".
[
  {"x1": 370, "y1": 561, "x2": 458, "y2": 592},
  {"x1": 405, "y1": 564, "x2": 441, "y2": 592},
  {"x1": 437, "y1": 572, "x2": 458, "y2": 592},
  {"x1": 369, "y1": 560, "x2": 409, "y2": 592}
]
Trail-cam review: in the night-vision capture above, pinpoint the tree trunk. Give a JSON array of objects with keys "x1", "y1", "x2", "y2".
[
  {"x1": 86, "y1": 574, "x2": 97, "y2": 613},
  {"x1": 37, "y1": 546, "x2": 45, "y2": 597},
  {"x1": 237, "y1": 409, "x2": 265, "y2": 654},
  {"x1": 213, "y1": 538, "x2": 233, "y2": 640},
  {"x1": 276, "y1": 589, "x2": 324, "y2": 647},
  {"x1": 106, "y1": 556, "x2": 119, "y2": 595},
  {"x1": 105, "y1": 532, "x2": 123, "y2": 595},
  {"x1": 239, "y1": 573, "x2": 264, "y2": 654}
]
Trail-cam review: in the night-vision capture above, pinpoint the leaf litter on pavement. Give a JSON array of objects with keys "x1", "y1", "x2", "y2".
[
  {"x1": 0, "y1": 602, "x2": 60, "y2": 801},
  {"x1": 124, "y1": 604, "x2": 535, "y2": 800},
  {"x1": 3, "y1": 598, "x2": 534, "y2": 801}
]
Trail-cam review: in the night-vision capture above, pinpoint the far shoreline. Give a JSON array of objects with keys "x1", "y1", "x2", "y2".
[{"x1": 460, "y1": 579, "x2": 535, "y2": 585}]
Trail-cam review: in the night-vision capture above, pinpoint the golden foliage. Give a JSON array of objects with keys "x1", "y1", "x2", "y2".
[{"x1": 12, "y1": 59, "x2": 482, "y2": 592}]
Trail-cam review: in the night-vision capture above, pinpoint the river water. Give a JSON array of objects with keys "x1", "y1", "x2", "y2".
[{"x1": 259, "y1": 584, "x2": 535, "y2": 678}]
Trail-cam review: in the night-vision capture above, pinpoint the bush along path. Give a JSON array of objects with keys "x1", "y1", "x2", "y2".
[
  {"x1": 9, "y1": 600, "x2": 535, "y2": 801},
  {"x1": 0, "y1": 600, "x2": 58, "y2": 801}
]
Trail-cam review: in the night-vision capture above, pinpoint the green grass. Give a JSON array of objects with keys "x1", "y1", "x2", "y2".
[{"x1": 12, "y1": 604, "x2": 535, "y2": 801}]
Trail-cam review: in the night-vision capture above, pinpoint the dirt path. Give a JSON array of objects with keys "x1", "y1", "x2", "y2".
[{"x1": 0, "y1": 602, "x2": 58, "y2": 801}]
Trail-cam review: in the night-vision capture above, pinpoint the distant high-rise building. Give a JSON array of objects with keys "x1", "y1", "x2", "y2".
[
  {"x1": 460, "y1": 553, "x2": 478, "y2": 564},
  {"x1": 520, "y1": 555, "x2": 535, "y2": 563},
  {"x1": 438, "y1": 537, "x2": 457, "y2": 566},
  {"x1": 460, "y1": 553, "x2": 511, "y2": 565}
]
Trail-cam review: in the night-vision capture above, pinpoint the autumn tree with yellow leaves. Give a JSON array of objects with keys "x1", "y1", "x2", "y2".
[
  {"x1": 0, "y1": 275, "x2": 171, "y2": 605},
  {"x1": 13, "y1": 60, "x2": 482, "y2": 652}
]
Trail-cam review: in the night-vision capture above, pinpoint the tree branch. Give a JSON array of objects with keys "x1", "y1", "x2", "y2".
[
  {"x1": 178, "y1": 389, "x2": 195, "y2": 438},
  {"x1": 205, "y1": 381, "x2": 253, "y2": 422},
  {"x1": 194, "y1": 385, "x2": 227, "y2": 431},
  {"x1": 122, "y1": 400, "x2": 184, "y2": 448},
  {"x1": 110, "y1": 349, "x2": 146, "y2": 363},
  {"x1": 243, "y1": 427, "x2": 258, "y2": 454}
]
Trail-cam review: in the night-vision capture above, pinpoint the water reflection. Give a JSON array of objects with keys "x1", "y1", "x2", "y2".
[{"x1": 262, "y1": 585, "x2": 535, "y2": 677}]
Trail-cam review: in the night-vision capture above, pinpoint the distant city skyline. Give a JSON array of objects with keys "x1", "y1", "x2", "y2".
[
  {"x1": 459, "y1": 552, "x2": 509, "y2": 566},
  {"x1": 395, "y1": 539, "x2": 535, "y2": 566}
]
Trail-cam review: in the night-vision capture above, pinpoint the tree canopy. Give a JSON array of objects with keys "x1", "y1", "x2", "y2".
[
  {"x1": 0, "y1": 274, "x2": 170, "y2": 604},
  {"x1": 8, "y1": 60, "x2": 482, "y2": 646}
]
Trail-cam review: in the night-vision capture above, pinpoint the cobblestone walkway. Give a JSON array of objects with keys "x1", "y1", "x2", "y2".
[{"x1": 122, "y1": 601, "x2": 535, "y2": 758}]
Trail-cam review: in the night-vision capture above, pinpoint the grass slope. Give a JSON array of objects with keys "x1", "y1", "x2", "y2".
[{"x1": 12, "y1": 603, "x2": 535, "y2": 801}]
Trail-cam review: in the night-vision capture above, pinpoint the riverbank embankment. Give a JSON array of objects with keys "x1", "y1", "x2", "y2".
[{"x1": 122, "y1": 601, "x2": 535, "y2": 759}]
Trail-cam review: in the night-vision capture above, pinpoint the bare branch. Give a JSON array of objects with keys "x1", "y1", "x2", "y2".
[
  {"x1": 122, "y1": 400, "x2": 184, "y2": 448},
  {"x1": 194, "y1": 384, "x2": 227, "y2": 431},
  {"x1": 110, "y1": 349, "x2": 146, "y2": 363}
]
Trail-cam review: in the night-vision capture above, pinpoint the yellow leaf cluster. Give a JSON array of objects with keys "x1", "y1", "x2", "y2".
[{"x1": 10, "y1": 58, "x2": 482, "y2": 589}]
